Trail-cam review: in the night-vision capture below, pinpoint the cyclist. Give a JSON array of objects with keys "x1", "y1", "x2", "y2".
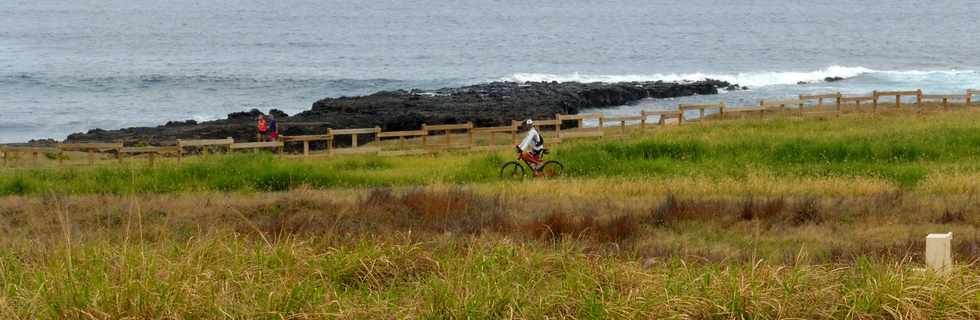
[{"x1": 516, "y1": 119, "x2": 545, "y2": 173}]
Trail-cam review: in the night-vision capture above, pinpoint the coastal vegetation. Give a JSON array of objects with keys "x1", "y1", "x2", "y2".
[{"x1": 3, "y1": 109, "x2": 980, "y2": 318}]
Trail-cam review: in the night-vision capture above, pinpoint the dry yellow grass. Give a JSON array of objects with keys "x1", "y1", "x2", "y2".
[{"x1": 2, "y1": 186, "x2": 980, "y2": 318}]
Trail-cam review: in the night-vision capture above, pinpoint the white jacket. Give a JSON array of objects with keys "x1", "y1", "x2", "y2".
[{"x1": 518, "y1": 127, "x2": 543, "y2": 152}]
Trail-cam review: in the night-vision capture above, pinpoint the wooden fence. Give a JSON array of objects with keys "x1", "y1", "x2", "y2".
[
  {"x1": 327, "y1": 127, "x2": 382, "y2": 155},
  {"x1": 873, "y1": 90, "x2": 923, "y2": 110},
  {"x1": 557, "y1": 113, "x2": 604, "y2": 140},
  {"x1": 4, "y1": 88, "x2": 980, "y2": 166},
  {"x1": 679, "y1": 103, "x2": 725, "y2": 124}
]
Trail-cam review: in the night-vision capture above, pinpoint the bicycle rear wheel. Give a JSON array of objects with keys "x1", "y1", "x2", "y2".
[
  {"x1": 540, "y1": 161, "x2": 564, "y2": 177},
  {"x1": 499, "y1": 161, "x2": 525, "y2": 180}
]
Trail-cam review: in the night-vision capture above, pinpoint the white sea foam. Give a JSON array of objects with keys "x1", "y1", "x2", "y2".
[{"x1": 503, "y1": 66, "x2": 978, "y2": 88}]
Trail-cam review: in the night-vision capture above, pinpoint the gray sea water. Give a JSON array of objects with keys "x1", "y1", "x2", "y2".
[{"x1": 2, "y1": 0, "x2": 979, "y2": 142}]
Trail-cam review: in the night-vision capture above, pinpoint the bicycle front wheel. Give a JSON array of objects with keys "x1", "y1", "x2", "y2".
[
  {"x1": 540, "y1": 161, "x2": 564, "y2": 177},
  {"x1": 499, "y1": 161, "x2": 525, "y2": 180}
]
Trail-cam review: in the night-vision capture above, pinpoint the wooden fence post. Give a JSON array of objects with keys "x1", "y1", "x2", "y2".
[
  {"x1": 719, "y1": 102, "x2": 726, "y2": 120},
  {"x1": 916, "y1": 89, "x2": 923, "y2": 108},
  {"x1": 872, "y1": 90, "x2": 879, "y2": 113},
  {"x1": 835, "y1": 96, "x2": 842, "y2": 118},
  {"x1": 326, "y1": 129, "x2": 334, "y2": 155},
  {"x1": 511, "y1": 121, "x2": 518, "y2": 144},
  {"x1": 554, "y1": 114, "x2": 561, "y2": 142},
  {"x1": 968, "y1": 90, "x2": 973, "y2": 105},
  {"x1": 421, "y1": 124, "x2": 428, "y2": 147},
  {"x1": 445, "y1": 127, "x2": 451, "y2": 147},
  {"x1": 943, "y1": 97, "x2": 949, "y2": 111}
]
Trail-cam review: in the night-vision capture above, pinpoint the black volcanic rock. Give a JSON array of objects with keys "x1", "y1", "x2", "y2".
[
  {"x1": 269, "y1": 109, "x2": 289, "y2": 118},
  {"x1": 64, "y1": 80, "x2": 737, "y2": 145},
  {"x1": 164, "y1": 120, "x2": 197, "y2": 127},
  {"x1": 227, "y1": 109, "x2": 263, "y2": 120},
  {"x1": 824, "y1": 76, "x2": 844, "y2": 82}
]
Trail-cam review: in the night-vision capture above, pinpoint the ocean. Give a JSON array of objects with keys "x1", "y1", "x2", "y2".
[{"x1": 2, "y1": 0, "x2": 979, "y2": 143}]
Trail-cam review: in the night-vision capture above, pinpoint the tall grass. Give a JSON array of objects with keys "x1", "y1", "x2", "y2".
[
  {"x1": 3, "y1": 230, "x2": 980, "y2": 318},
  {"x1": 1, "y1": 183, "x2": 979, "y2": 318}
]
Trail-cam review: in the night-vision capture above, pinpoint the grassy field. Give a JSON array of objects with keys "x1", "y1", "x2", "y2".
[
  {"x1": 3, "y1": 110, "x2": 980, "y2": 318},
  {"x1": 6, "y1": 109, "x2": 980, "y2": 195}
]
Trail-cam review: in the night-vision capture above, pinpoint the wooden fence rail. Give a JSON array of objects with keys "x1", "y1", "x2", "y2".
[
  {"x1": 1, "y1": 146, "x2": 60, "y2": 166},
  {"x1": 119, "y1": 146, "x2": 180, "y2": 166},
  {"x1": 557, "y1": 113, "x2": 604, "y2": 140},
  {"x1": 641, "y1": 110, "x2": 683, "y2": 124},
  {"x1": 678, "y1": 102, "x2": 725, "y2": 123},
  {"x1": 839, "y1": 95, "x2": 877, "y2": 113},
  {"x1": 327, "y1": 127, "x2": 382, "y2": 155},
  {"x1": 471, "y1": 125, "x2": 518, "y2": 151},
  {"x1": 873, "y1": 89, "x2": 923, "y2": 110},
  {"x1": 921, "y1": 94, "x2": 968, "y2": 111},
  {"x1": 800, "y1": 92, "x2": 842, "y2": 116},
  {"x1": 60, "y1": 142, "x2": 124, "y2": 164},
  {"x1": 177, "y1": 138, "x2": 234, "y2": 161},
  {"x1": 760, "y1": 99, "x2": 806, "y2": 115},
  {"x1": 601, "y1": 114, "x2": 646, "y2": 136},
  {"x1": 281, "y1": 134, "x2": 331, "y2": 157},
  {"x1": 422, "y1": 122, "x2": 473, "y2": 149},
  {"x1": 231, "y1": 141, "x2": 284, "y2": 155}
]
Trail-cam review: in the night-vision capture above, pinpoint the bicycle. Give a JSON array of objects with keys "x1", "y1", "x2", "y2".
[{"x1": 499, "y1": 148, "x2": 564, "y2": 179}]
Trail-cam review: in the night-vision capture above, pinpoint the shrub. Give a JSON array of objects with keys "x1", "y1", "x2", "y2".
[
  {"x1": 523, "y1": 211, "x2": 637, "y2": 243},
  {"x1": 790, "y1": 198, "x2": 822, "y2": 226}
]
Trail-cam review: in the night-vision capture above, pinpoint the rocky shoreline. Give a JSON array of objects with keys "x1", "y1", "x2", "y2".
[{"x1": 62, "y1": 80, "x2": 739, "y2": 146}]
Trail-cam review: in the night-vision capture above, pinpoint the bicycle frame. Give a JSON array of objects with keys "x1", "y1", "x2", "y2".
[{"x1": 517, "y1": 151, "x2": 543, "y2": 171}]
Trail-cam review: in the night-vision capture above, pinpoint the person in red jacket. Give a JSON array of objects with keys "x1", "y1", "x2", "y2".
[{"x1": 257, "y1": 115, "x2": 268, "y2": 142}]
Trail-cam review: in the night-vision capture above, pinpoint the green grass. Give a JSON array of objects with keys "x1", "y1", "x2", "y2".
[{"x1": 4, "y1": 111, "x2": 980, "y2": 195}]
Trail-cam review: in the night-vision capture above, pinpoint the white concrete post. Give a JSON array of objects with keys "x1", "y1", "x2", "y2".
[{"x1": 925, "y1": 232, "x2": 953, "y2": 274}]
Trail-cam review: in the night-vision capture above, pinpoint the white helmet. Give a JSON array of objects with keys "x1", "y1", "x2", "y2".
[{"x1": 525, "y1": 119, "x2": 533, "y2": 126}]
